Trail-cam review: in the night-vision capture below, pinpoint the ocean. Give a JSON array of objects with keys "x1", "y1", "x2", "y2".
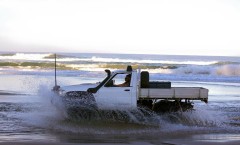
[{"x1": 0, "y1": 52, "x2": 240, "y2": 144}]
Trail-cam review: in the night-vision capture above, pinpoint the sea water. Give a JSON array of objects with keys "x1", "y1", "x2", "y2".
[{"x1": 0, "y1": 52, "x2": 240, "y2": 144}]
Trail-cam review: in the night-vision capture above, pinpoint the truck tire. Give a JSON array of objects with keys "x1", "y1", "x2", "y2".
[{"x1": 141, "y1": 71, "x2": 149, "y2": 88}]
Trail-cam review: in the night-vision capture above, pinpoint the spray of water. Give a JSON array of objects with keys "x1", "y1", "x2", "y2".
[{"x1": 216, "y1": 64, "x2": 240, "y2": 76}]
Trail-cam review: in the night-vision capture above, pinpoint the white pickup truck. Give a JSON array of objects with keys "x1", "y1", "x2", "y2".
[{"x1": 54, "y1": 66, "x2": 208, "y2": 112}]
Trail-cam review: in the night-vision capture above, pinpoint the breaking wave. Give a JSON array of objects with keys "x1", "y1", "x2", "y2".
[
  {"x1": 0, "y1": 53, "x2": 239, "y2": 83},
  {"x1": 1, "y1": 62, "x2": 239, "y2": 78},
  {"x1": 1, "y1": 52, "x2": 239, "y2": 65},
  {"x1": 215, "y1": 64, "x2": 240, "y2": 76}
]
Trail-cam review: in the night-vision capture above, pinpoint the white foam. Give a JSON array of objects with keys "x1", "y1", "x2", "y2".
[
  {"x1": 216, "y1": 64, "x2": 240, "y2": 76},
  {"x1": 0, "y1": 53, "x2": 84, "y2": 62},
  {"x1": 90, "y1": 56, "x2": 218, "y2": 65},
  {"x1": 0, "y1": 53, "x2": 219, "y2": 65},
  {"x1": 0, "y1": 53, "x2": 51, "y2": 61}
]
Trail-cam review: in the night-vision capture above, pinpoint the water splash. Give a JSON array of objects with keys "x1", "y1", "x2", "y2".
[
  {"x1": 6, "y1": 82, "x2": 238, "y2": 135},
  {"x1": 216, "y1": 64, "x2": 240, "y2": 76}
]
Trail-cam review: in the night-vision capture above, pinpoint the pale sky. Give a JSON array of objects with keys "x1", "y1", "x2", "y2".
[{"x1": 0, "y1": 0, "x2": 240, "y2": 56}]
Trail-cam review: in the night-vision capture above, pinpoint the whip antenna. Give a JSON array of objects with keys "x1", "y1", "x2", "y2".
[
  {"x1": 53, "y1": 53, "x2": 60, "y2": 91},
  {"x1": 55, "y1": 53, "x2": 57, "y2": 87}
]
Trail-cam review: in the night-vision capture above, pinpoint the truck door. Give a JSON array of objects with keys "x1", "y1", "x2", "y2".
[{"x1": 96, "y1": 73, "x2": 133, "y2": 109}]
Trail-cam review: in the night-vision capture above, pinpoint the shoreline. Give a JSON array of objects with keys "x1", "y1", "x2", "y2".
[
  {"x1": 1, "y1": 133, "x2": 240, "y2": 145},
  {"x1": 0, "y1": 140, "x2": 240, "y2": 145},
  {"x1": 0, "y1": 90, "x2": 24, "y2": 95}
]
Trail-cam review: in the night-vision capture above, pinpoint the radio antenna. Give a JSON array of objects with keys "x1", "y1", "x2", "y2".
[
  {"x1": 55, "y1": 53, "x2": 57, "y2": 86},
  {"x1": 53, "y1": 53, "x2": 59, "y2": 91}
]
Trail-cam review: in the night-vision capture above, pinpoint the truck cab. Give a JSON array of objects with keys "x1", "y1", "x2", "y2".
[{"x1": 93, "y1": 69, "x2": 138, "y2": 109}]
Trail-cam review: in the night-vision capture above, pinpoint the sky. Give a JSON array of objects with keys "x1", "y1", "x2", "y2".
[{"x1": 0, "y1": 0, "x2": 240, "y2": 56}]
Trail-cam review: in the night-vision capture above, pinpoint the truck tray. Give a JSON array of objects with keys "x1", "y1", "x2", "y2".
[{"x1": 139, "y1": 87, "x2": 208, "y2": 101}]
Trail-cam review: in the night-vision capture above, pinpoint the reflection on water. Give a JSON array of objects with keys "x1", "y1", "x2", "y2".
[
  {"x1": 192, "y1": 134, "x2": 240, "y2": 142},
  {"x1": 0, "y1": 133, "x2": 57, "y2": 143}
]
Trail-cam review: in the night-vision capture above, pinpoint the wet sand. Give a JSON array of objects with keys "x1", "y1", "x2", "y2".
[
  {"x1": 0, "y1": 133, "x2": 240, "y2": 145},
  {"x1": 0, "y1": 140, "x2": 240, "y2": 145},
  {"x1": 0, "y1": 91, "x2": 19, "y2": 95}
]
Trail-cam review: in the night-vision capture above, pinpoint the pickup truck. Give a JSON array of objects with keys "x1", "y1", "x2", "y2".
[{"x1": 54, "y1": 66, "x2": 208, "y2": 113}]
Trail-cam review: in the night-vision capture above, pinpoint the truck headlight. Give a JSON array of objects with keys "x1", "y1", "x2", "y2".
[{"x1": 58, "y1": 90, "x2": 66, "y2": 96}]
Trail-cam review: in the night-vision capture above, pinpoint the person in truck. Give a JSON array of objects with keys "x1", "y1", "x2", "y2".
[{"x1": 115, "y1": 74, "x2": 131, "y2": 87}]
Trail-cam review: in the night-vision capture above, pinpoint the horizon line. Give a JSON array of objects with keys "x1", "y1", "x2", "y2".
[{"x1": 0, "y1": 51, "x2": 239, "y2": 57}]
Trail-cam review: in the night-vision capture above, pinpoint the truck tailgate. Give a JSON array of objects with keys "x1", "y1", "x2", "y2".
[{"x1": 139, "y1": 87, "x2": 208, "y2": 100}]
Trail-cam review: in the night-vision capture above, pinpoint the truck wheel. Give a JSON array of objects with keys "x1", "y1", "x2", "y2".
[{"x1": 153, "y1": 100, "x2": 193, "y2": 113}]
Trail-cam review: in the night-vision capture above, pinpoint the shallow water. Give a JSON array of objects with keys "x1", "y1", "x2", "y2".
[{"x1": 0, "y1": 74, "x2": 240, "y2": 144}]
